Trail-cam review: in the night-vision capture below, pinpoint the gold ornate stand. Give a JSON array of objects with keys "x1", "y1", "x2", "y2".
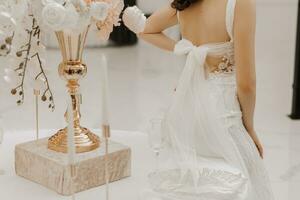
[{"x1": 48, "y1": 27, "x2": 100, "y2": 153}]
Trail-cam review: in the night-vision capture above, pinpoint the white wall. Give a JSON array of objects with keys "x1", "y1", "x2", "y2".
[
  {"x1": 138, "y1": 0, "x2": 299, "y2": 13},
  {"x1": 137, "y1": 0, "x2": 170, "y2": 13}
]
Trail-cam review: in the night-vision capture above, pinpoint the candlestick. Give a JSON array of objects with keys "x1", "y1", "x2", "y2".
[
  {"x1": 48, "y1": 28, "x2": 100, "y2": 153},
  {"x1": 34, "y1": 89, "x2": 40, "y2": 140},
  {"x1": 67, "y1": 96, "x2": 76, "y2": 199},
  {"x1": 103, "y1": 125, "x2": 110, "y2": 200},
  {"x1": 100, "y1": 54, "x2": 110, "y2": 200},
  {"x1": 101, "y1": 55, "x2": 110, "y2": 126},
  {"x1": 0, "y1": 116, "x2": 4, "y2": 175}
]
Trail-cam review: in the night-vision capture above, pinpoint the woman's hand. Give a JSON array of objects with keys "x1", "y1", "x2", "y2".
[
  {"x1": 124, "y1": 4, "x2": 177, "y2": 51},
  {"x1": 122, "y1": 6, "x2": 146, "y2": 34},
  {"x1": 249, "y1": 130, "x2": 264, "y2": 159}
]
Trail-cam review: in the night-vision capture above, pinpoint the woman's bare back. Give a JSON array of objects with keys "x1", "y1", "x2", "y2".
[
  {"x1": 178, "y1": 0, "x2": 234, "y2": 72},
  {"x1": 178, "y1": 0, "x2": 231, "y2": 47}
]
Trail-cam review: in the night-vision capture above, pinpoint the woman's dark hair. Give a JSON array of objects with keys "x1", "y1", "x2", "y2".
[{"x1": 171, "y1": 0, "x2": 200, "y2": 11}]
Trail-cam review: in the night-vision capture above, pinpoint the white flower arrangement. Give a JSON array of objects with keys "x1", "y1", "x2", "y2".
[
  {"x1": 90, "y1": 2, "x2": 109, "y2": 21},
  {"x1": 42, "y1": 2, "x2": 67, "y2": 31},
  {"x1": 0, "y1": 0, "x2": 124, "y2": 109},
  {"x1": 39, "y1": 0, "x2": 124, "y2": 38}
]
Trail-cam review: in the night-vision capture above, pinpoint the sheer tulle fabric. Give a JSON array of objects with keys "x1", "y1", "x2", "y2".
[
  {"x1": 145, "y1": 39, "x2": 274, "y2": 200},
  {"x1": 146, "y1": 39, "x2": 249, "y2": 200},
  {"x1": 144, "y1": 0, "x2": 274, "y2": 199}
]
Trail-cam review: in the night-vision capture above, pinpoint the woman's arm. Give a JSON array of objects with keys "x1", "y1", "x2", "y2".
[
  {"x1": 138, "y1": 5, "x2": 178, "y2": 51},
  {"x1": 234, "y1": 0, "x2": 263, "y2": 158}
]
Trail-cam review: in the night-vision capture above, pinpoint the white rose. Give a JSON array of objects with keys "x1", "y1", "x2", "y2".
[
  {"x1": 42, "y1": 2, "x2": 66, "y2": 31},
  {"x1": 71, "y1": 0, "x2": 88, "y2": 10},
  {"x1": 123, "y1": 6, "x2": 146, "y2": 34},
  {"x1": 42, "y1": 0, "x2": 66, "y2": 5},
  {"x1": 73, "y1": 12, "x2": 91, "y2": 33},
  {"x1": 63, "y1": 3, "x2": 80, "y2": 31},
  {"x1": 90, "y1": 2, "x2": 110, "y2": 21}
]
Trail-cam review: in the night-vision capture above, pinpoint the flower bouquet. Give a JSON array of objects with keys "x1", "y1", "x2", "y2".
[
  {"x1": 0, "y1": 0, "x2": 124, "y2": 109},
  {"x1": 0, "y1": 0, "x2": 124, "y2": 153}
]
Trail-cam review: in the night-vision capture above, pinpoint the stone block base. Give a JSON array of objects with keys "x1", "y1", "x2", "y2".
[{"x1": 15, "y1": 138, "x2": 131, "y2": 195}]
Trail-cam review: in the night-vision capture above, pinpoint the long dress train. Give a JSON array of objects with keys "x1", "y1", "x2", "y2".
[{"x1": 145, "y1": 0, "x2": 275, "y2": 199}]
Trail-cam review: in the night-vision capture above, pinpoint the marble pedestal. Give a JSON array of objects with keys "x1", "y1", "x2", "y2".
[{"x1": 15, "y1": 138, "x2": 131, "y2": 196}]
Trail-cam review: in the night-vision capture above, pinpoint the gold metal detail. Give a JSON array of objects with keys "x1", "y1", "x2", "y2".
[
  {"x1": 102, "y1": 124, "x2": 111, "y2": 200},
  {"x1": 102, "y1": 125, "x2": 111, "y2": 138},
  {"x1": 48, "y1": 26, "x2": 100, "y2": 153},
  {"x1": 214, "y1": 54, "x2": 234, "y2": 74}
]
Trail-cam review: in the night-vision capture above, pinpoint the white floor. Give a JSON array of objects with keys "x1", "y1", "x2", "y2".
[{"x1": 0, "y1": 1, "x2": 300, "y2": 200}]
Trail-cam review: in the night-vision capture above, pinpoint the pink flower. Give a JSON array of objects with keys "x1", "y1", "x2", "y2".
[
  {"x1": 95, "y1": 0, "x2": 124, "y2": 41},
  {"x1": 83, "y1": 0, "x2": 124, "y2": 40},
  {"x1": 84, "y1": 0, "x2": 93, "y2": 4}
]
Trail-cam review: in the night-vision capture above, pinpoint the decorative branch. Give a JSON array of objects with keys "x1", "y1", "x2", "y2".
[
  {"x1": 10, "y1": 16, "x2": 55, "y2": 110},
  {"x1": 31, "y1": 52, "x2": 55, "y2": 110}
]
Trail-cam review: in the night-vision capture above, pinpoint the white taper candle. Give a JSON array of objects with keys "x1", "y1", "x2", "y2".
[
  {"x1": 101, "y1": 54, "x2": 110, "y2": 126},
  {"x1": 100, "y1": 54, "x2": 110, "y2": 200},
  {"x1": 67, "y1": 96, "x2": 76, "y2": 199},
  {"x1": 67, "y1": 97, "x2": 76, "y2": 166},
  {"x1": 34, "y1": 89, "x2": 40, "y2": 140},
  {"x1": 0, "y1": 116, "x2": 4, "y2": 175}
]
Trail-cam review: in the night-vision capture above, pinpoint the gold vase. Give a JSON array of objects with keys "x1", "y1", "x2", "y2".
[{"x1": 48, "y1": 27, "x2": 100, "y2": 153}]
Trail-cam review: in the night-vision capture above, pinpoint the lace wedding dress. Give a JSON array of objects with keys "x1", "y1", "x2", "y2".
[{"x1": 145, "y1": 0, "x2": 274, "y2": 199}]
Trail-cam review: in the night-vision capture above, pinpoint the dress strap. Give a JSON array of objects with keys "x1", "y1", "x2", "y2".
[{"x1": 226, "y1": 0, "x2": 237, "y2": 41}]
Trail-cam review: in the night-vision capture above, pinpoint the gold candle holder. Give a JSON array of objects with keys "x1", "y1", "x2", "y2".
[
  {"x1": 48, "y1": 26, "x2": 100, "y2": 153},
  {"x1": 102, "y1": 124, "x2": 111, "y2": 200}
]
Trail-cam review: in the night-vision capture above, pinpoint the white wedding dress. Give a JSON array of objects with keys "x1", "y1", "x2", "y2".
[{"x1": 145, "y1": 0, "x2": 275, "y2": 200}]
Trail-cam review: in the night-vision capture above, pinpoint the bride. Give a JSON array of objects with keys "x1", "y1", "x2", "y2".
[{"x1": 123, "y1": 0, "x2": 274, "y2": 199}]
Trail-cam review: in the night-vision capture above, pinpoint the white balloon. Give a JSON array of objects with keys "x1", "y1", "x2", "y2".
[{"x1": 90, "y1": 2, "x2": 109, "y2": 21}]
